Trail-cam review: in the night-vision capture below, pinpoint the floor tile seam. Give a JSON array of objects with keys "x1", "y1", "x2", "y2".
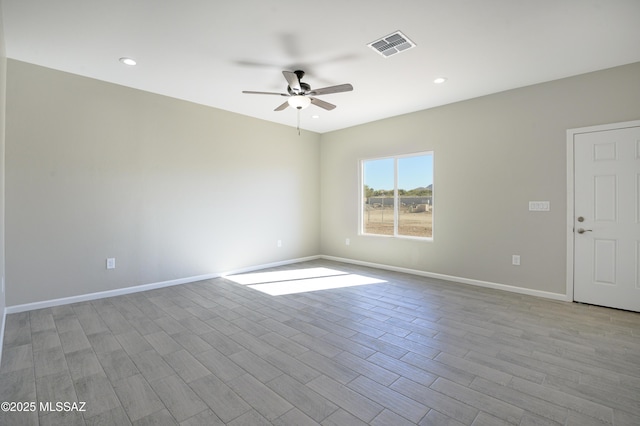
[
  {"x1": 530, "y1": 348, "x2": 640, "y2": 380},
  {"x1": 67, "y1": 344, "x2": 119, "y2": 424},
  {"x1": 378, "y1": 333, "x2": 442, "y2": 359},
  {"x1": 434, "y1": 318, "x2": 502, "y2": 337},
  {"x1": 358, "y1": 318, "x2": 414, "y2": 337},
  {"x1": 418, "y1": 342, "x2": 470, "y2": 362},
  {"x1": 313, "y1": 331, "x2": 372, "y2": 358},
  {"x1": 32, "y1": 341, "x2": 69, "y2": 376},
  {"x1": 262, "y1": 352, "x2": 324, "y2": 385},
  {"x1": 429, "y1": 377, "x2": 526, "y2": 425},
  {"x1": 225, "y1": 373, "x2": 295, "y2": 422},
  {"x1": 369, "y1": 356, "x2": 439, "y2": 387},
  {"x1": 148, "y1": 373, "x2": 210, "y2": 423},
  {"x1": 462, "y1": 350, "x2": 547, "y2": 383},
  {"x1": 293, "y1": 350, "x2": 361, "y2": 382},
  {"x1": 518, "y1": 334, "x2": 602, "y2": 357},
  {"x1": 262, "y1": 375, "x2": 341, "y2": 423},
  {"x1": 313, "y1": 378, "x2": 384, "y2": 424},
  {"x1": 492, "y1": 350, "x2": 581, "y2": 382},
  {"x1": 344, "y1": 373, "x2": 431, "y2": 424},
  {"x1": 592, "y1": 341, "x2": 640, "y2": 358},
  {"x1": 487, "y1": 333, "x2": 544, "y2": 354},
  {"x1": 391, "y1": 374, "x2": 484, "y2": 424},
  {"x1": 30, "y1": 336, "x2": 48, "y2": 423},
  {"x1": 568, "y1": 355, "x2": 640, "y2": 379},
  {"x1": 256, "y1": 320, "x2": 305, "y2": 340},
  {"x1": 112, "y1": 372, "x2": 174, "y2": 425},
  {"x1": 350, "y1": 340, "x2": 408, "y2": 361},
  {"x1": 468, "y1": 376, "x2": 569, "y2": 425},
  {"x1": 507, "y1": 377, "x2": 614, "y2": 424},
  {"x1": 542, "y1": 374, "x2": 640, "y2": 417},
  {"x1": 193, "y1": 376, "x2": 254, "y2": 423},
  {"x1": 611, "y1": 407, "x2": 640, "y2": 426},
  {"x1": 66, "y1": 377, "x2": 107, "y2": 424},
  {"x1": 334, "y1": 351, "x2": 403, "y2": 382},
  {"x1": 399, "y1": 354, "x2": 477, "y2": 387}
]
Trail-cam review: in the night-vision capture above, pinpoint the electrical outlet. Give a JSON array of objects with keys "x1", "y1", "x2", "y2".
[
  {"x1": 106, "y1": 258, "x2": 116, "y2": 269},
  {"x1": 277, "y1": 240, "x2": 282, "y2": 248},
  {"x1": 346, "y1": 238, "x2": 350, "y2": 246},
  {"x1": 512, "y1": 255, "x2": 521, "y2": 266}
]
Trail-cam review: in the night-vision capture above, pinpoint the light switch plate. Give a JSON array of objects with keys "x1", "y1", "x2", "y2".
[
  {"x1": 106, "y1": 258, "x2": 116, "y2": 269},
  {"x1": 529, "y1": 201, "x2": 550, "y2": 211}
]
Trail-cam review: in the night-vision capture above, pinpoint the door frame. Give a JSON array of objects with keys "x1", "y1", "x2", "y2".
[{"x1": 566, "y1": 119, "x2": 640, "y2": 302}]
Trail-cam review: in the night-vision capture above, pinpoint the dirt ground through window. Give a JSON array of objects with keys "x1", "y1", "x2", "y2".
[{"x1": 364, "y1": 208, "x2": 432, "y2": 237}]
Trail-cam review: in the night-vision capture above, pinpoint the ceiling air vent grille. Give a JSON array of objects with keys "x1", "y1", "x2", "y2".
[{"x1": 368, "y1": 31, "x2": 416, "y2": 58}]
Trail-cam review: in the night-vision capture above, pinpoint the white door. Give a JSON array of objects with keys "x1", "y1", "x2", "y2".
[{"x1": 573, "y1": 124, "x2": 640, "y2": 312}]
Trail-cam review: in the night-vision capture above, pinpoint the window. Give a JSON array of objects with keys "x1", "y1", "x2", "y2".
[{"x1": 361, "y1": 152, "x2": 433, "y2": 239}]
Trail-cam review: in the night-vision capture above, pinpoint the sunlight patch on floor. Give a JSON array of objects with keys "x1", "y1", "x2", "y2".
[
  {"x1": 225, "y1": 267, "x2": 386, "y2": 296},
  {"x1": 225, "y1": 267, "x2": 346, "y2": 285}
]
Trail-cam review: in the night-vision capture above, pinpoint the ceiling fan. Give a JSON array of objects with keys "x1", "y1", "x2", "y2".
[{"x1": 242, "y1": 70, "x2": 353, "y2": 112}]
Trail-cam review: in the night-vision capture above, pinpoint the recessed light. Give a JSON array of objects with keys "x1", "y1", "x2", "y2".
[
  {"x1": 433, "y1": 77, "x2": 447, "y2": 84},
  {"x1": 119, "y1": 57, "x2": 137, "y2": 66},
  {"x1": 311, "y1": 115, "x2": 320, "y2": 119}
]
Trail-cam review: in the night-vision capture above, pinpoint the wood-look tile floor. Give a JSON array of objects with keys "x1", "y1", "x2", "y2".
[{"x1": 1, "y1": 259, "x2": 639, "y2": 425}]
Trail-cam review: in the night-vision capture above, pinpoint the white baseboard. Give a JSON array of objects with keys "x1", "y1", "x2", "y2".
[
  {"x1": 5, "y1": 255, "x2": 321, "y2": 314},
  {"x1": 320, "y1": 255, "x2": 569, "y2": 302},
  {"x1": 4, "y1": 253, "x2": 568, "y2": 315}
]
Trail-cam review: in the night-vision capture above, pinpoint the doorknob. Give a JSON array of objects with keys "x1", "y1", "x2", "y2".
[{"x1": 577, "y1": 228, "x2": 593, "y2": 234}]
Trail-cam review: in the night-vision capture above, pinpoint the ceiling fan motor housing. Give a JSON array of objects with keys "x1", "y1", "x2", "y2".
[{"x1": 287, "y1": 82, "x2": 311, "y2": 95}]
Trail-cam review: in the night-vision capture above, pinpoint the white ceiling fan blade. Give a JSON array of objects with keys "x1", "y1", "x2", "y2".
[
  {"x1": 307, "y1": 84, "x2": 353, "y2": 96},
  {"x1": 310, "y1": 97, "x2": 336, "y2": 110},
  {"x1": 274, "y1": 101, "x2": 290, "y2": 111},
  {"x1": 282, "y1": 71, "x2": 302, "y2": 93},
  {"x1": 242, "y1": 90, "x2": 288, "y2": 96}
]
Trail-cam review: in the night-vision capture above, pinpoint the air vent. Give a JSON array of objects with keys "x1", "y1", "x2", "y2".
[{"x1": 368, "y1": 31, "x2": 416, "y2": 58}]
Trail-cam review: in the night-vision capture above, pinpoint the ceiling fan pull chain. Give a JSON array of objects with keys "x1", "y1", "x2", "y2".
[{"x1": 297, "y1": 109, "x2": 301, "y2": 136}]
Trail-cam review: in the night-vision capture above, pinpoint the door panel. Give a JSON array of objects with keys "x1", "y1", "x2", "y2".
[
  {"x1": 574, "y1": 126, "x2": 640, "y2": 312},
  {"x1": 593, "y1": 239, "x2": 615, "y2": 285},
  {"x1": 594, "y1": 175, "x2": 616, "y2": 221}
]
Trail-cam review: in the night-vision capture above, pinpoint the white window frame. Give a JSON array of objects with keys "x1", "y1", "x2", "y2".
[{"x1": 359, "y1": 151, "x2": 434, "y2": 241}]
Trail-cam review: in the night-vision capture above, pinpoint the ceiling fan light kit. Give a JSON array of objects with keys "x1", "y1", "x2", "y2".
[{"x1": 288, "y1": 95, "x2": 311, "y2": 109}]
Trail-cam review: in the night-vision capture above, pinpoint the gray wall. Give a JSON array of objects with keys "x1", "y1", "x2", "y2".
[
  {"x1": 0, "y1": 6, "x2": 6, "y2": 348},
  {"x1": 5, "y1": 58, "x2": 640, "y2": 307},
  {"x1": 6, "y1": 60, "x2": 320, "y2": 306},
  {"x1": 320, "y1": 62, "x2": 640, "y2": 295}
]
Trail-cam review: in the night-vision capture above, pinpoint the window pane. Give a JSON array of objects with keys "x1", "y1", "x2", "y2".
[
  {"x1": 398, "y1": 154, "x2": 433, "y2": 238},
  {"x1": 363, "y1": 158, "x2": 394, "y2": 236}
]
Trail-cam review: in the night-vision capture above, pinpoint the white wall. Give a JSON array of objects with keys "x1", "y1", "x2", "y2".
[
  {"x1": 320, "y1": 62, "x2": 640, "y2": 296},
  {"x1": 5, "y1": 60, "x2": 320, "y2": 306}
]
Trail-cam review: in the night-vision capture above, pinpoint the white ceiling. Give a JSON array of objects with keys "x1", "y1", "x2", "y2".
[{"x1": 2, "y1": 0, "x2": 640, "y2": 133}]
